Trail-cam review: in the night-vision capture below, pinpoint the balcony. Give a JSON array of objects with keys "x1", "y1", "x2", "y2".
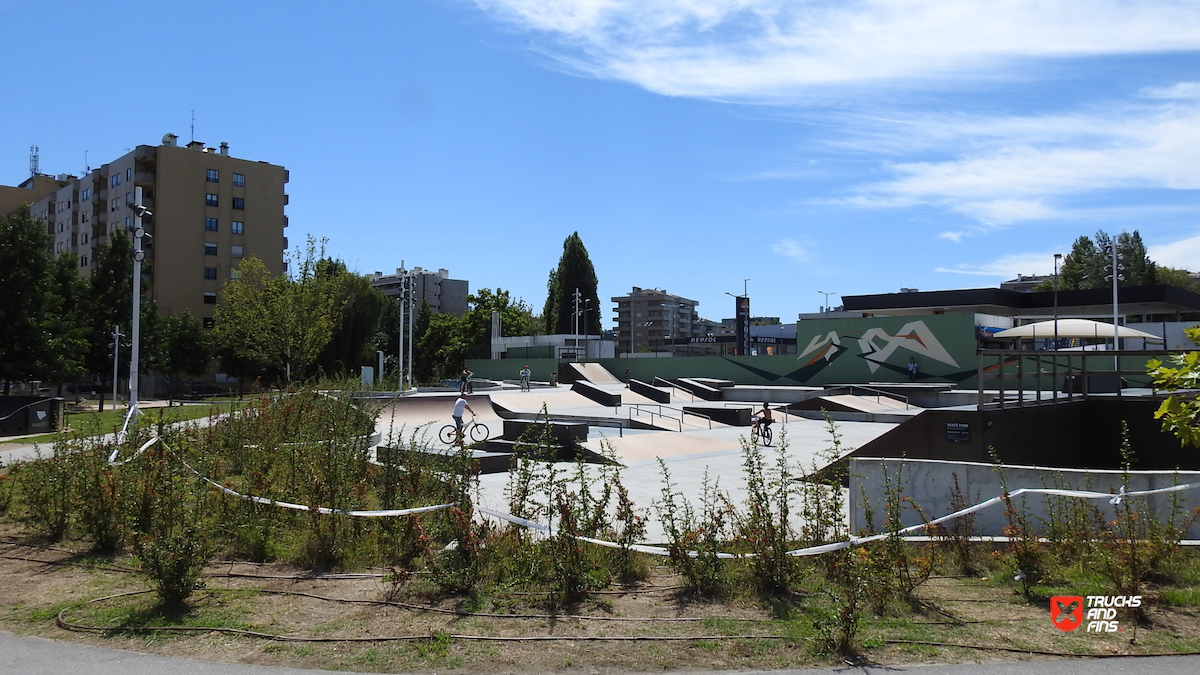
[{"x1": 134, "y1": 171, "x2": 156, "y2": 185}]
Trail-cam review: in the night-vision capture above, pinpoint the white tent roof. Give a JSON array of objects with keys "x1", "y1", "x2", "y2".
[{"x1": 993, "y1": 318, "x2": 1162, "y2": 340}]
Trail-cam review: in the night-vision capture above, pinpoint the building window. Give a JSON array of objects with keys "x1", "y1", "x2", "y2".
[
  {"x1": 82, "y1": 233, "x2": 88, "y2": 244},
  {"x1": 232, "y1": 173, "x2": 245, "y2": 187},
  {"x1": 231, "y1": 245, "x2": 244, "y2": 258},
  {"x1": 232, "y1": 197, "x2": 244, "y2": 210},
  {"x1": 203, "y1": 316, "x2": 215, "y2": 328},
  {"x1": 203, "y1": 292, "x2": 217, "y2": 305},
  {"x1": 126, "y1": 192, "x2": 131, "y2": 205},
  {"x1": 204, "y1": 267, "x2": 218, "y2": 280},
  {"x1": 125, "y1": 217, "x2": 131, "y2": 228},
  {"x1": 205, "y1": 217, "x2": 218, "y2": 231},
  {"x1": 80, "y1": 255, "x2": 88, "y2": 267},
  {"x1": 206, "y1": 169, "x2": 219, "y2": 182},
  {"x1": 82, "y1": 188, "x2": 90, "y2": 201},
  {"x1": 205, "y1": 193, "x2": 218, "y2": 207},
  {"x1": 205, "y1": 243, "x2": 217, "y2": 256},
  {"x1": 231, "y1": 220, "x2": 244, "y2": 234},
  {"x1": 230, "y1": 269, "x2": 241, "y2": 280},
  {"x1": 125, "y1": 168, "x2": 132, "y2": 181},
  {"x1": 111, "y1": 174, "x2": 120, "y2": 187}
]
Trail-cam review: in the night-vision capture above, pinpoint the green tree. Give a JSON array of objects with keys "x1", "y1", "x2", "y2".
[
  {"x1": 143, "y1": 303, "x2": 212, "y2": 379},
  {"x1": 545, "y1": 232, "x2": 601, "y2": 335},
  {"x1": 416, "y1": 311, "x2": 464, "y2": 384},
  {"x1": 212, "y1": 237, "x2": 343, "y2": 381},
  {"x1": 315, "y1": 261, "x2": 390, "y2": 376},
  {"x1": 1048, "y1": 230, "x2": 1158, "y2": 292},
  {"x1": 1157, "y1": 267, "x2": 1200, "y2": 292},
  {"x1": 0, "y1": 208, "x2": 61, "y2": 391},
  {"x1": 1148, "y1": 327, "x2": 1200, "y2": 447},
  {"x1": 459, "y1": 288, "x2": 535, "y2": 360},
  {"x1": 85, "y1": 229, "x2": 134, "y2": 382},
  {"x1": 40, "y1": 248, "x2": 91, "y2": 385}
]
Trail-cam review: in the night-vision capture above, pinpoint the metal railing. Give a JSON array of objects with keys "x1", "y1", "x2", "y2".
[
  {"x1": 724, "y1": 401, "x2": 796, "y2": 423},
  {"x1": 976, "y1": 348, "x2": 1182, "y2": 410},
  {"x1": 626, "y1": 403, "x2": 683, "y2": 432}
]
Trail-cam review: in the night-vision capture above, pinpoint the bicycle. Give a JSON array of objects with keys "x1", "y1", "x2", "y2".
[
  {"x1": 439, "y1": 415, "x2": 489, "y2": 445},
  {"x1": 750, "y1": 420, "x2": 773, "y2": 446}
]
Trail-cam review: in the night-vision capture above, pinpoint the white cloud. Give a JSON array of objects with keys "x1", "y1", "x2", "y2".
[
  {"x1": 772, "y1": 237, "x2": 811, "y2": 262},
  {"x1": 845, "y1": 96, "x2": 1200, "y2": 227},
  {"x1": 473, "y1": 1, "x2": 1200, "y2": 98},
  {"x1": 936, "y1": 251, "x2": 1060, "y2": 278},
  {"x1": 1149, "y1": 231, "x2": 1200, "y2": 270}
]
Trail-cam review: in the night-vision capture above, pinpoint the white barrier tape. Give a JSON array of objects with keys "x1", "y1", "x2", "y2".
[
  {"x1": 111, "y1": 436, "x2": 453, "y2": 518},
  {"x1": 103, "y1": 435, "x2": 1200, "y2": 556}
]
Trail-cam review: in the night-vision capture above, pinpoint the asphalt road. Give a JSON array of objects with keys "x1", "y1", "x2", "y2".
[{"x1": 3, "y1": 631, "x2": 1199, "y2": 675}]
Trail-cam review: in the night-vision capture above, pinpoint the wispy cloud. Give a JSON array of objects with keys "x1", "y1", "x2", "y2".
[
  {"x1": 935, "y1": 251, "x2": 1060, "y2": 278},
  {"x1": 843, "y1": 94, "x2": 1200, "y2": 230},
  {"x1": 772, "y1": 237, "x2": 811, "y2": 262},
  {"x1": 474, "y1": 1, "x2": 1200, "y2": 99},
  {"x1": 1148, "y1": 231, "x2": 1200, "y2": 271}
]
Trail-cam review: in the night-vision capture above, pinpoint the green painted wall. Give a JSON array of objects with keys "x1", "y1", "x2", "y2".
[{"x1": 467, "y1": 315, "x2": 1158, "y2": 390}]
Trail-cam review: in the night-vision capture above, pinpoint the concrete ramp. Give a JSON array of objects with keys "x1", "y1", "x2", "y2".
[
  {"x1": 379, "y1": 394, "x2": 501, "y2": 428},
  {"x1": 568, "y1": 362, "x2": 623, "y2": 385}
]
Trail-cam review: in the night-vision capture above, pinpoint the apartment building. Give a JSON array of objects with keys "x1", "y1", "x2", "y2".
[
  {"x1": 611, "y1": 287, "x2": 701, "y2": 354},
  {"x1": 369, "y1": 267, "x2": 469, "y2": 316},
  {"x1": 9, "y1": 134, "x2": 288, "y2": 324}
]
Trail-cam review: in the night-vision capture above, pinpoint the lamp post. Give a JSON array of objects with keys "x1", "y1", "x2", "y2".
[
  {"x1": 121, "y1": 187, "x2": 151, "y2": 438},
  {"x1": 818, "y1": 290, "x2": 836, "y2": 317},
  {"x1": 1052, "y1": 254, "x2": 1062, "y2": 349}
]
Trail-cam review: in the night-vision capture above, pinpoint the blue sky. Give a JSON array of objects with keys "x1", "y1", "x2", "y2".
[{"x1": 3, "y1": 0, "x2": 1199, "y2": 322}]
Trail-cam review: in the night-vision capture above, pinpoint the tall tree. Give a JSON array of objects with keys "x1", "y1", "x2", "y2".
[
  {"x1": 459, "y1": 288, "x2": 535, "y2": 360},
  {"x1": 315, "y1": 261, "x2": 390, "y2": 376},
  {"x1": 1115, "y1": 230, "x2": 1157, "y2": 286},
  {"x1": 211, "y1": 238, "x2": 343, "y2": 381},
  {"x1": 546, "y1": 232, "x2": 601, "y2": 335},
  {"x1": 85, "y1": 229, "x2": 134, "y2": 381},
  {"x1": 0, "y1": 208, "x2": 54, "y2": 391}
]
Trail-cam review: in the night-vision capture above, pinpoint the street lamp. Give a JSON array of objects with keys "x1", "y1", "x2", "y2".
[
  {"x1": 120, "y1": 188, "x2": 151, "y2": 440},
  {"x1": 1052, "y1": 254, "x2": 1062, "y2": 349},
  {"x1": 818, "y1": 290, "x2": 836, "y2": 317}
]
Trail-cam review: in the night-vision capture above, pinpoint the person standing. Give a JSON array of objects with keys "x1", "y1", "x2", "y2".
[
  {"x1": 459, "y1": 368, "x2": 473, "y2": 394},
  {"x1": 907, "y1": 357, "x2": 919, "y2": 381},
  {"x1": 625, "y1": 367, "x2": 632, "y2": 388},
  {"x1": 520, "y1": 365, "x2": 531, "y2": 392},
  {"x1": 451, "y1": 395, "x2": 475, "y2": 445}
]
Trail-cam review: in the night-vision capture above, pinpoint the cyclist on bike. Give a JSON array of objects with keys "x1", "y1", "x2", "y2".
[
  {"x1": 752, "y1": 402, "x2": 773, "y2": 441},
  {"x1": 452, "y1": 395, "x2": 475, "y2": 445}
]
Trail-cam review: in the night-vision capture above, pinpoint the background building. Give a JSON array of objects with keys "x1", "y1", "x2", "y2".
[
  {"x1": 369, "y1": 267, "x2": 469, "y2": 316},
  {"x1": 7, "y1": 134, "x2": 289, "y2": 325},
  {"x1": 611, "y1": 287, "x2": 701, "y2": 354}
]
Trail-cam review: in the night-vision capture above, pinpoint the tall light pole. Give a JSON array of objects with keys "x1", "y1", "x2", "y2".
[
  {"x1": 818, "y1": 290, "x2": 836, "y2": 317},
  {"x1": 1106, "y1": 244, "x2": 1121, "y2": 371},
  {"x1": 1052, "y1": 254, "x2": 1062, "y2": 348},
  {"x1": 123, "y1": 187, "x2": 150, "y2": 436}
]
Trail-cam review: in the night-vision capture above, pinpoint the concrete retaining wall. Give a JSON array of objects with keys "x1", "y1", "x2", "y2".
[{"x1": 849, "y1": 457, "x2": 1200, "y2": 539}]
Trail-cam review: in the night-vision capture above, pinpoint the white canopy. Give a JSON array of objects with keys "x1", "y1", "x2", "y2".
[{"x1": 993, "y1": 318, "x2": 1162, "y2": 340}]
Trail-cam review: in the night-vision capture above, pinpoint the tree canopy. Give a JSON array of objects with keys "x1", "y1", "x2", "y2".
[
  {"x1": 545, "y1": 232, "x2": 601, "y2": 335},
  {"x1": 1148, "y1": 327, "x2": 1200, "y2": 448},
  {"x1": 1039, "y1": 230, "x2": 1164, "y2": 292}
]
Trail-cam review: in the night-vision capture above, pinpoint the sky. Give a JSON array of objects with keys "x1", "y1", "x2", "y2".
[{"x1": 3, "y1": 0, "x2": 1199, "y2": 323}]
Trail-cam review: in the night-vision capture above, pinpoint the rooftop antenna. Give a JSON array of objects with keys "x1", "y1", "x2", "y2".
[
  {"x1": 84, "y1": 150, "x2": 89, "y2": 174},
  {"x1": 190, "y1": 110, "x2": 195, "y2": 143},
  {"x1": 29, "y1": 145, "x2": 39, "y2": 177}
]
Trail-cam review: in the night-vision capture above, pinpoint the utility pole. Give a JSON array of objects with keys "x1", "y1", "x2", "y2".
[
  {"x1": 123, "y1": 186, "x2": 150, "y2": 437},
  {"x1": 407, "y1": 272, "x2": 415, "y2": 389},
  {"x1": 108, "y1": 325, "x2": 122, "y2": 413}
]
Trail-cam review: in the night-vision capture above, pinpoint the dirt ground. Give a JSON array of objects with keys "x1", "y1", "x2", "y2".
[{"x1": 3, "y1": 522, "x2": 1200, "y2": 674}]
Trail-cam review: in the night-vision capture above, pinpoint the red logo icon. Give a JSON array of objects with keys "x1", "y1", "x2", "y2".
[{"x1": 1051, "y1": 595, "x2": 1084, "y2": 631}]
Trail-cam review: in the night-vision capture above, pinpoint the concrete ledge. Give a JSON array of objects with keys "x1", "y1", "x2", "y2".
[
  {"x1": 629, "y1": 379, "x2": 670, "y2": 403},
  {"x1": 683, "y1": 405, "x2": 752, "y2": 426},
  {"x1": 676, "y1": 378, "x2": 723, "y2": 401},
  {"x1": 571, "y1": 380, "x2": 621, "y2": 406},
  {"x1": 502, "y1": 418, "x2": 589, "y2": 444}
]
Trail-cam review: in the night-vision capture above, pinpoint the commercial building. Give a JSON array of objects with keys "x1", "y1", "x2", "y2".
[
  {"x1": 369, "y1": 267, "x2": 469, "y2": 316},
  {"x1": 5, "y1": 135, "x2": 289, "y2": 324},
  {"x1": 611, "y1": 287, "x2": 702, "y2": 354}
]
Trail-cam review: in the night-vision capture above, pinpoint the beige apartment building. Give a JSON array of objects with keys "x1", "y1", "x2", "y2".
[
  {"x1": 6, "y1": 135, "x2": 288, "y2": 325},
  {"x1": 611, "y1": 287, "x2": 703, "y2": 354}
]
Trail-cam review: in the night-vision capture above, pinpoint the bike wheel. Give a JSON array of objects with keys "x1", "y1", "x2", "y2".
[
  {"x1": 750, "y1": 426, "x2": 761, "y2": 445},
  {"x1": 762, "y1": 426, "x2": 773, "y2": 446},
  {"x1": 470, "y1": 422, "x2": 489, "y2": 443},
  {"x1": 438, "y1": 425, "x2": 457, "y2": 445}
]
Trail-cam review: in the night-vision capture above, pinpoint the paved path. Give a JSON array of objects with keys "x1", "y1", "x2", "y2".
[{"x1": 3, "y1": 630, "x2": 1199, "y2": 675}]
